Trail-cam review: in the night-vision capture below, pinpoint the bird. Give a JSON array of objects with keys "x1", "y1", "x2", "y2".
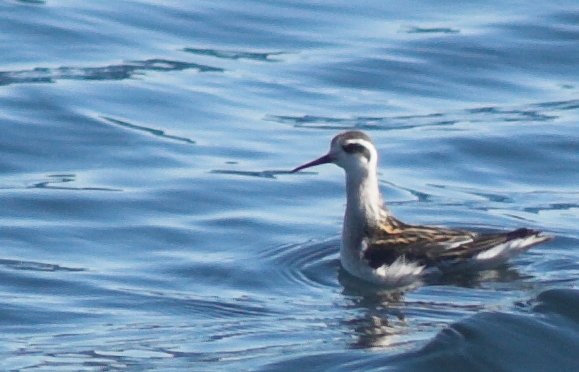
[{"x1": 291, "y1": 130, "x2": 552, "y2": 287}]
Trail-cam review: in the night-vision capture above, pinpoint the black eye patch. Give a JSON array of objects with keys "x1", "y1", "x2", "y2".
[{"x1": 342, "y1": 143, "x2": 371, "y2": 160}]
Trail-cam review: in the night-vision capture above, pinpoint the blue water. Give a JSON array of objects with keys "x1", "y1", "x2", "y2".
[{"x1": 1, "y1": 0, "x2": 578, "y2": 370}]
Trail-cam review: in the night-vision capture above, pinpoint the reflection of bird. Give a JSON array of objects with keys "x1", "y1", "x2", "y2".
[{"x1": 292, "y1": 131, "x2": 551, "y2": 287}]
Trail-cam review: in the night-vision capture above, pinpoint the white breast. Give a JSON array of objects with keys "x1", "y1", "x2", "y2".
[{"x1": 340, "y1": 238, "x2": 424, "y2": 287}]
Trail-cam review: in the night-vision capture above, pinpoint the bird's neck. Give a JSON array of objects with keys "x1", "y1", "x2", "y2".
[{"x1": 344, "y1": 166, "x2": 386, "y2": 233}]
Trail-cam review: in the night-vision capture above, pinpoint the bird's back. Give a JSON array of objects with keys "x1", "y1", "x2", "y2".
[{"x1": 364, "y1": 219, "x2": 551, "y2": 272}]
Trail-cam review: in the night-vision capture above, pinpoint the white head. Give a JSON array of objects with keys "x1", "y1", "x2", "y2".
[
  {"x1": 293, "y1": 130, "x2": 385, "y2": 238},
  {"x1": 292, "y1": 131, "x2": 378, "y2": 178}
]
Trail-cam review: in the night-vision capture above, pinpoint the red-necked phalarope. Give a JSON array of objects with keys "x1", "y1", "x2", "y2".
[{"x1": 292, "y1": 131, "x2": 552, "y2": 287}]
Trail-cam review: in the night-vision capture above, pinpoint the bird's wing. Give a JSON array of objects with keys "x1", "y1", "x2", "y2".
[{"x1": 363, "y1": 224, "x2": 544, "y2": 269}]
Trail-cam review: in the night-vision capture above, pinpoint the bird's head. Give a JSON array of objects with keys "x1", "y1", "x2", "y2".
[{"x1": 292, "y1": 131, "x2": 378, "y2": 176}]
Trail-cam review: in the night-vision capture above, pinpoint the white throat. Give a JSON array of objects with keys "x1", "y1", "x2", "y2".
[
  {"x1": 344, "y1": 164, "x2": 383, "y2": 229},
  {"x1": 341, "y1": 160, "x2": 386, "y2": 257}
]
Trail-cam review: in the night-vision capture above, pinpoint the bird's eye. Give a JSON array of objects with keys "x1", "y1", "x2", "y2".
[
  {"x1": 342, "y1": 143, "x2": 364, "y2": 154},
  {"x1": 342, "y1": 143, "x2": 371, "y2": 160}
]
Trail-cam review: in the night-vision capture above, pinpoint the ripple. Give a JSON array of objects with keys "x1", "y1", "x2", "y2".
[
  {"x1": 391, "y1": 289, "x2": 579, "y2": 371},
  {"x1": 266, "y1": 113, "x2": 455, "y2": 131},
  {"x1": 0, "y1": 174, "x2": 121, "y2": 192},
  {"x1": 15, "y1": 0, "x2": 45, "y2": 4},
  {"x1": 401, "y1": 26, "x2": 460, "y2": 34},
  {"x1": 268, "y1": 99, "x2": 578, "y2": 131},
  {"x1": 210, "y1": 169, "x2": 293, "y2": 179},
  {"x1": 183, "y1": 47, "x2": 285, "y2": 62},
  {"x1": 429, "y1": 184, "x2": 579, "y2": 218},
  {"x1": 135, "y1": 291, "x2": 278, "y2": 319},
  {"x1": 533, "y1": 100, "x2": 579, "y2": 111},
  {"x1": 30, "y1": 174, "x2": 121, "y2": 192},
  {"x1": 259, "y1": 238, "x2": 341, "y2": 292},
  {"x1": 0, "y1": 59, "x2": 222, "y2": 86},
  {"x1": 0, "y1": 258, "x2": 84, "y2": 272},
  {"x1": 100, "y1": 116, "x2": 196, "y2": 145},
  {"x1": 265, "y1": 288, "x2": 579, "y2": 370}
]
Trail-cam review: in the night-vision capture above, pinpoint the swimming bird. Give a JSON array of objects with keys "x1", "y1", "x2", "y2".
[{"x1": 292, "y1": 131, "x2": 551, "y2": 287}]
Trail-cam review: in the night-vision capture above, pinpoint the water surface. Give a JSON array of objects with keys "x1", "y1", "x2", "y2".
[{"x1": 0, "y1": 1, "x2": 578, "y2": 370}]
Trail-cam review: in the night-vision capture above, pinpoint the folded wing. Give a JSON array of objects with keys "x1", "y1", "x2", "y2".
[{"x1": 364, "y1": 224, "x2": 550, "y2": 270}]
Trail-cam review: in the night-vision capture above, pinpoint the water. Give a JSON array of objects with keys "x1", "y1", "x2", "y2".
[{"x1": 1, "y1": 0, "x2": 578, "y2": 370}]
